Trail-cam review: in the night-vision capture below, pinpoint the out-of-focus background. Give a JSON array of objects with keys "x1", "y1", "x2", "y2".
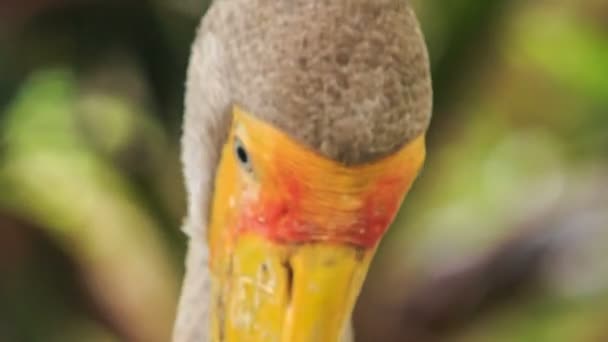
[{"x1": 0, "y1": 0, "x2": 607, "y2": 341}]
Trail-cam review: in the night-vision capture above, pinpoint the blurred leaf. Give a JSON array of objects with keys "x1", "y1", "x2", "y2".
[
  {"x1": 513, "y1": 9, "x2": 608, "y2": 101},
  {"x1": 0, "y1": 70, "x2": 179, "y2": 342}
]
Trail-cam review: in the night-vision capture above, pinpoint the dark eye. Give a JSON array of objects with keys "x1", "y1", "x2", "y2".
[{"x1": 234, "y1": 137, "x2": 253, "y2": 172}]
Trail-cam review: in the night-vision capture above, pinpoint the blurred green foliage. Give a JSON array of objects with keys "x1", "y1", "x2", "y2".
[{"x1": 1, "y1": 0, "x2": 607, "y2": 341}]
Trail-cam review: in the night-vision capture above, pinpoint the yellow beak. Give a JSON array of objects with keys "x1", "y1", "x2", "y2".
[
  {"x1": 211, "y1": 234, "x2": 374, "y2": 342},
  {"x1": 206, "y1": 107, "x2": 426, "y2": 342}
]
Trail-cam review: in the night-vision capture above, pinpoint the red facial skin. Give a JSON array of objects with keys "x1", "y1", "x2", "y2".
[{"x1": 235, "y1": 170, "x2": 411, "y2": 249}]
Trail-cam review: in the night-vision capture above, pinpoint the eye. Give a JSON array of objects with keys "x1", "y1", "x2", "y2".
[{"x1": 234, "y1": 137, "x2": 253, "y2": 173}]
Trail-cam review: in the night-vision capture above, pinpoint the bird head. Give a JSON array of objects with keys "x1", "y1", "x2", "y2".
[{"x1": 179, "y1": 0, "x2": 432, "y2": 341}]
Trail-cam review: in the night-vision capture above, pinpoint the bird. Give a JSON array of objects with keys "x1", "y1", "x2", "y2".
[{"x1": 172, "y1": 0, "x2": 432, "y2": 341}]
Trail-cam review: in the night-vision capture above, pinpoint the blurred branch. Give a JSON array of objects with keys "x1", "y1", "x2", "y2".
[
  {"x1": 0, "y1": 212, "x2": 120, "y2": 342},
  {"x1": 358, "y1": 171, "x2": 608, "y2": 342}
]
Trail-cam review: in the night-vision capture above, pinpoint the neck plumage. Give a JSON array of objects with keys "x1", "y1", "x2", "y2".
[{"x1": 173, "y1": 224, "x2": 212, "y2": 341}]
